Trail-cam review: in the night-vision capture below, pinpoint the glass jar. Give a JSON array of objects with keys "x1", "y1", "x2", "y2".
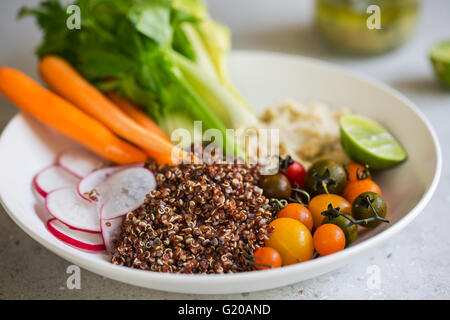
[{"x1": 315, "y1": 0, "x2": 420, "y2": 55}]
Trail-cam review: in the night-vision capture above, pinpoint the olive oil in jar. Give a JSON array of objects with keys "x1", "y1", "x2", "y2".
[{"x1": 315, "y1": 0, "x2": 420, "y2": 55}]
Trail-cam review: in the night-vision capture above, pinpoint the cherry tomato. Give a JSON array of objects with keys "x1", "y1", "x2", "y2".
[
  {"x1": 265, "y1": 217, "x2": 314, "y2": 265},
  {"x1": 309, "y1": 194, "x2": 351, "y2": 229},
  {"x1": 259, "y1": 173, "x2": 292, "y2": 199},
  {"x1": 346, "y1": 162, "x2": 371, "y2": 182},
  {"x1": 305, "y1": 159, "x2": 347, "y2": 196},
  {"x1": 313, "y1": 224, "x2": 346, "y2": 256},
  {"x1": 253, "y1": 247, "x2": 282, "y2": 270},
  {"x1": 352, "y1": 192, "x2": 387, "y2": 228},
  {"x1": 322, "y1": 212, "x2": 357, "y2": 246},
  {"x1": 342, "y1": 179, "x2": 382, "y2": 205},
  {"x1": 277, "y1": 203, "x2": 313, "y2": 231},
  {"x1": 285, "y1": 160, "x2": 307, "y2": 189}
]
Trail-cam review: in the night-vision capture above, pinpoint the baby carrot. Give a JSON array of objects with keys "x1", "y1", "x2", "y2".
[
  {"x1": 38, "y1": 56, "x2": 178, "y2": 162},
  {"x1": 106, "y1": 92, "x2": 174, "y2": 165},
  {"x1": 0, "y1": 67, "x2": 147, "y2": 165},
  {"x1": 107, "y1": 92, "x2": 170, "y2": 142}
]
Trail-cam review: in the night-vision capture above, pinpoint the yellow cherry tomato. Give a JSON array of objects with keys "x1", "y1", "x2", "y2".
[
  {"x1": 309, "y1": 194, "x2": 352, "y2": 229},
  {"x1": 265, "y1": 217, "x2": 314, "y2": 265}
]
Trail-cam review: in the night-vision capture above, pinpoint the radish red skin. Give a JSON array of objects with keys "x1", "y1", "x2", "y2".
[
  {"x1": 33, "y1": 172, "x2": 48, "y2": 197},
  {"x1": 47, "y1": 219, "x2": 105, "y2": 252},
  {"x1": 33, "y1": 165, "x2": 80, "y2": 198}
]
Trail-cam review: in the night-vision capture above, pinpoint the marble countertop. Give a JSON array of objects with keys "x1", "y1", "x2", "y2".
[{"x1": 1, "y1": 0, "x2": 449, "y2": 299}]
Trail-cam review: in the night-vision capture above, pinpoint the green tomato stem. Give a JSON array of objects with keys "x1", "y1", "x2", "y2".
[{"x1": 289, "y1": 188, "x2": 311, "y2": 205}]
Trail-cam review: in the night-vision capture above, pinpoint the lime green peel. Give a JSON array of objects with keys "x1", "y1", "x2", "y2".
[
  {"x1": 430, "y1": 40, "x2": 450, "y2": 88},
  {"x1": 340, "y1": 114, "x2": 407, "y2": 170}
]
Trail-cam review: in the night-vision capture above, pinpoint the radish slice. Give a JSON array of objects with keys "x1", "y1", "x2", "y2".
[
  {"x1": 33, "y1": 165, "x2": 80, "y2": 197},
  {"x1": 98, "y1": 167, "x2": 156, "y2": 220},
  {"x1": 47, "y1": 219, "x2": 105, "y2": 252},
  {"x1": 100, "y1": 212, "x2": 123, "y2": 254},
  {"x1": 77, "y1": 163, "x2": 144, "y2": 202},
  {"x1": 46, "y1": 187, "x2": 101, "y2": 233},
  {"x1": 77, "y1": 166, "x2": 124, "y2": 202},
  {"x1": 57, "y1": 149, "x2": 105, "y2": 178}
]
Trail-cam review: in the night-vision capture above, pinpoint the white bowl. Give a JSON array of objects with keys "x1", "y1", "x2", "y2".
[{"x1": 0, "y1": 51, "x2": 441, "y2": 294}]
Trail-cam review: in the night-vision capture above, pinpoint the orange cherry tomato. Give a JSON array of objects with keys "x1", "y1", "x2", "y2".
[
  {"x1": 253, "y1": 247, "x2": 282, "y2": 270},
  {"x1": 342, "y1": 179, "x2": 382, "y2": 205},
  {"x1": 266, "y1": 217, "x2": 314, "y2": 265},
  {"x1": 346, "y1": 162, "x2": 371, "y2": 181},
  {"x1": 308, "y1": 194, "x2": 351, "y2": 229},
  {"x1": 313, "y1": 224, "x2": 346, "y2": 256},
  {"x1": 277, "y1": 203, "x2": 313, "y2": 231}
]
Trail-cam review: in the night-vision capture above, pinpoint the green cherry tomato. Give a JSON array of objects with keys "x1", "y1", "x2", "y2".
[
  {"x1": 352, "y1": 192, "x2": 387, "y2": 228},
  {"x1": 305, "y1": 159, "x2": 347, "y2": 196},
  {"x1": 259, "y1": 173, "x2": 292, "y2": 199}
]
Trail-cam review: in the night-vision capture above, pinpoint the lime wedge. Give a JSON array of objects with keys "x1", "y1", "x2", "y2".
[
  {"x1": 340, "y1": 114, "x2": 407, "y2": 170},
  {"x1": 430, "y1": 40, "x2": 450, "y2": 88}
]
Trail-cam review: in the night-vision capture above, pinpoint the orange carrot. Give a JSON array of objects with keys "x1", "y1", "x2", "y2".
[
  {"x1": 107, "y1": 92, "x2": 170, "y2": 142},
  {"x1": 0, "y1": 67, "x2": 147, "y2": 165},
  {"x1": 38, "y1": 56, "x2": 178, "y2": 164},
  {"x1": 107, "y1": 92, "x2": 173, "y2": 165}
]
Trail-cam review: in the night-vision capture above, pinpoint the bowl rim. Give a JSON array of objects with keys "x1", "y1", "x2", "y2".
[{"x1": 0, "y1": 50, "x2": 442, "y2": 290}]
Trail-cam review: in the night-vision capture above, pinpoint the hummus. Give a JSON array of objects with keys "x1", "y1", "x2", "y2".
[{"x1": 239, "y1": 100, "x2": 350, "y2": 168}]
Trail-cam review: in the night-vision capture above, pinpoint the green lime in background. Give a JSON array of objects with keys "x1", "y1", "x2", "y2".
[
  {"x1": 430, "y1": 40, "x2": 450, "y2": 88},
  {"x1": 340, "y1": 114, "x2": 407, "y2": 170}
]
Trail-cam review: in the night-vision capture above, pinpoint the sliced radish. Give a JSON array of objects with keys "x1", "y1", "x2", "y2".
[
  {"x1": 47, "y1": 219, "x2": 105, "y2": 252},
  {"x1": 100, "y1": 212, "x2": 123, "y2": 254},
  {"x1": 77, "y1": 163, "x2": 144, "y2": 202},
  {"x1": 97, "y1": 167, "x2": 156, "y2": 220},
  {"x1": 57, "y1": 149, "x2": 105, "y2": 178},
  {"x1": 46, "y1": 187, "x2": 101, "y2": 233},
  {"x1": 33, "y1": 165, "x2": 80, "y2": 197}
]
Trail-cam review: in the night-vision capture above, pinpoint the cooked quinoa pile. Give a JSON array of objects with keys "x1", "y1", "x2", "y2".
[{"x1": 110, "y1": 159, "x2": 274, "y2": 274}]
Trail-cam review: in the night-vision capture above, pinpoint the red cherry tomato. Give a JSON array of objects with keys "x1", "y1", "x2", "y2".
[
  {"x1": 284, "y1": 160, "x2": 306, "y2": 189},
  {"x1": 253, "y1": 247, "x2": 282, "y2": 270}
]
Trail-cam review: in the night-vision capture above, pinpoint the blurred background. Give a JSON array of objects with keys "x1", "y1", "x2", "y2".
[{"x1": 0, "y1": 0, "x2": 449, "y2": 299}]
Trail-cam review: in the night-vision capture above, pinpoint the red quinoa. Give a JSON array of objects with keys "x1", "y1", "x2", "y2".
[{"x1": 110, "y1": 158, "x2": 274, "y2": 274}]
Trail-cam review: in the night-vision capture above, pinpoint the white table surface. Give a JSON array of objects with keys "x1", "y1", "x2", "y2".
[{"x1": 1, "y1": 0, "x2": 449, "y2": 299}]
